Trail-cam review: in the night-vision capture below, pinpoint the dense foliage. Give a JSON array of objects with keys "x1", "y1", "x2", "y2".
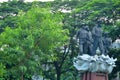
[
  {"x1": 0, "y1": 0, "x2": 120, "y2": 80},
  {"x1": 0, "y1": 3, "x2": 68, "y2": 80}
]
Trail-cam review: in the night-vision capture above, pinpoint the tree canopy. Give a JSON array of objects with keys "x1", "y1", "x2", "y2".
[
  {"x1": 0, "y1": 0, "x2": 120, "y2": 80},
  {"x1": 0, "y1": 5, "x2": 68, "y2": 80}
]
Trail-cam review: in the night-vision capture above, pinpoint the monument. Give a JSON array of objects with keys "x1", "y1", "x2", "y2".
[
  {"x1": 76, "y1": 24, "x2": 93, "y2": 55},
  {"x1": 74, "y1": 21, "x2": 117, "y2": 80}
]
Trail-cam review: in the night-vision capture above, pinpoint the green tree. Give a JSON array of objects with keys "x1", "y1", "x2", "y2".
[
  {"x1": 0, "y1": 0, "x2": 31, "y2": 32},
  {"x1": 51, "y1": 0, "x2": 120, "y2": 80},
  {"x1": 0, "y1": 0, "x2": 120, "y2": 80},
  {"x1": 0, "y1": 6, "x2": 68, "y2": 80}
]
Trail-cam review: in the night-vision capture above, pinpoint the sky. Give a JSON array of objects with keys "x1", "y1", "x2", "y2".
[{"x1": 0, "y1": 0, "x2": 54, "y2": 2}]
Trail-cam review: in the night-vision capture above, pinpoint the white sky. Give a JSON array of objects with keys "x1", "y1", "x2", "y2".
[{"x1": 0, "y1": 0, "x2": 54, "y2": 2}]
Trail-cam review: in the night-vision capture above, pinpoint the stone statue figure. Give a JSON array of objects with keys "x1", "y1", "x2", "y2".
[
  {"x1": 103, "y1": 32, "x2": 112, "y2": 54},
  {"x1": 76, "y1": 24, "x2": 88, "y2": 55},
  {"x1": 85, "y1": 26, "x2": 93, "y2": 56},
  {"x1": 92, "y1": 21, "x2": 105, "y2": 56},
  {"x1": 76, "y1": 24, "x2": 93, "y2": 55}
]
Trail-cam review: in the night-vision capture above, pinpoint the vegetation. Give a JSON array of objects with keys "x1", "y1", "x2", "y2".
[{"x1": 0, "y1": 0, "x2": 120, "y2": 80}]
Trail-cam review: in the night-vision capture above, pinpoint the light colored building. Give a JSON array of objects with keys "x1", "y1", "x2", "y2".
[{"x1": 111, "y1": 39, "x2": 120, "y2": 49}]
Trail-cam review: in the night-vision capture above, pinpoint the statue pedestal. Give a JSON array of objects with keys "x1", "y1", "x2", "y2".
[
  {"x1": 73, "y1": 54, "x2": 116, "y2": 80},
  {"x1": 82, "y1": 72, "x2": 108, "y2": 80}
]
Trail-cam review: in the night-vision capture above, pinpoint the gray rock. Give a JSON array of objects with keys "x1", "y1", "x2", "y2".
[{"x1": 73, "y1": 54, "x2": 117, "y2": 73}]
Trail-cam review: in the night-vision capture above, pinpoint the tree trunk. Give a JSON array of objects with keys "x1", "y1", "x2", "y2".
[
  {"x1": 54, "y1": 62, "x2": 61, "y2": 80},
  {"x1": 57, "y1": 70, "x2": 61, "y2": 80},
  {"x1": 21, "y1": 73, "x2": 24, "y2": 80}
]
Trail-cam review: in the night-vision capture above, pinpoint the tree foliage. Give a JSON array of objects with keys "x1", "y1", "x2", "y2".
[
  {"x1": 0, "y1": 6, "x2": 68, "y2": 79},
  {"x1": 0, "y1": 0, "x2": 120, "y2": 80}
]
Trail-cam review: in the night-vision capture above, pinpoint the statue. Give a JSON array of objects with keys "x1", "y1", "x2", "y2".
[
  {"x1": 74, "y1": 21, "x2": 117, "y2": 80},
  {"x1": 103, "y1": 32, "x2": 112, "y2": 54},
  {"x1": 92, "y1": 21, "x2": 105, "y2": 56},
  {"x1": 76, "y1": 24, "x2": 88, "y2": 55},
  {"x1": 85, "y1": 26, "x2": 93, "y2": 56},
  {"x1": 76, "y1": 24, "x2": 93, "y2": 55}
]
